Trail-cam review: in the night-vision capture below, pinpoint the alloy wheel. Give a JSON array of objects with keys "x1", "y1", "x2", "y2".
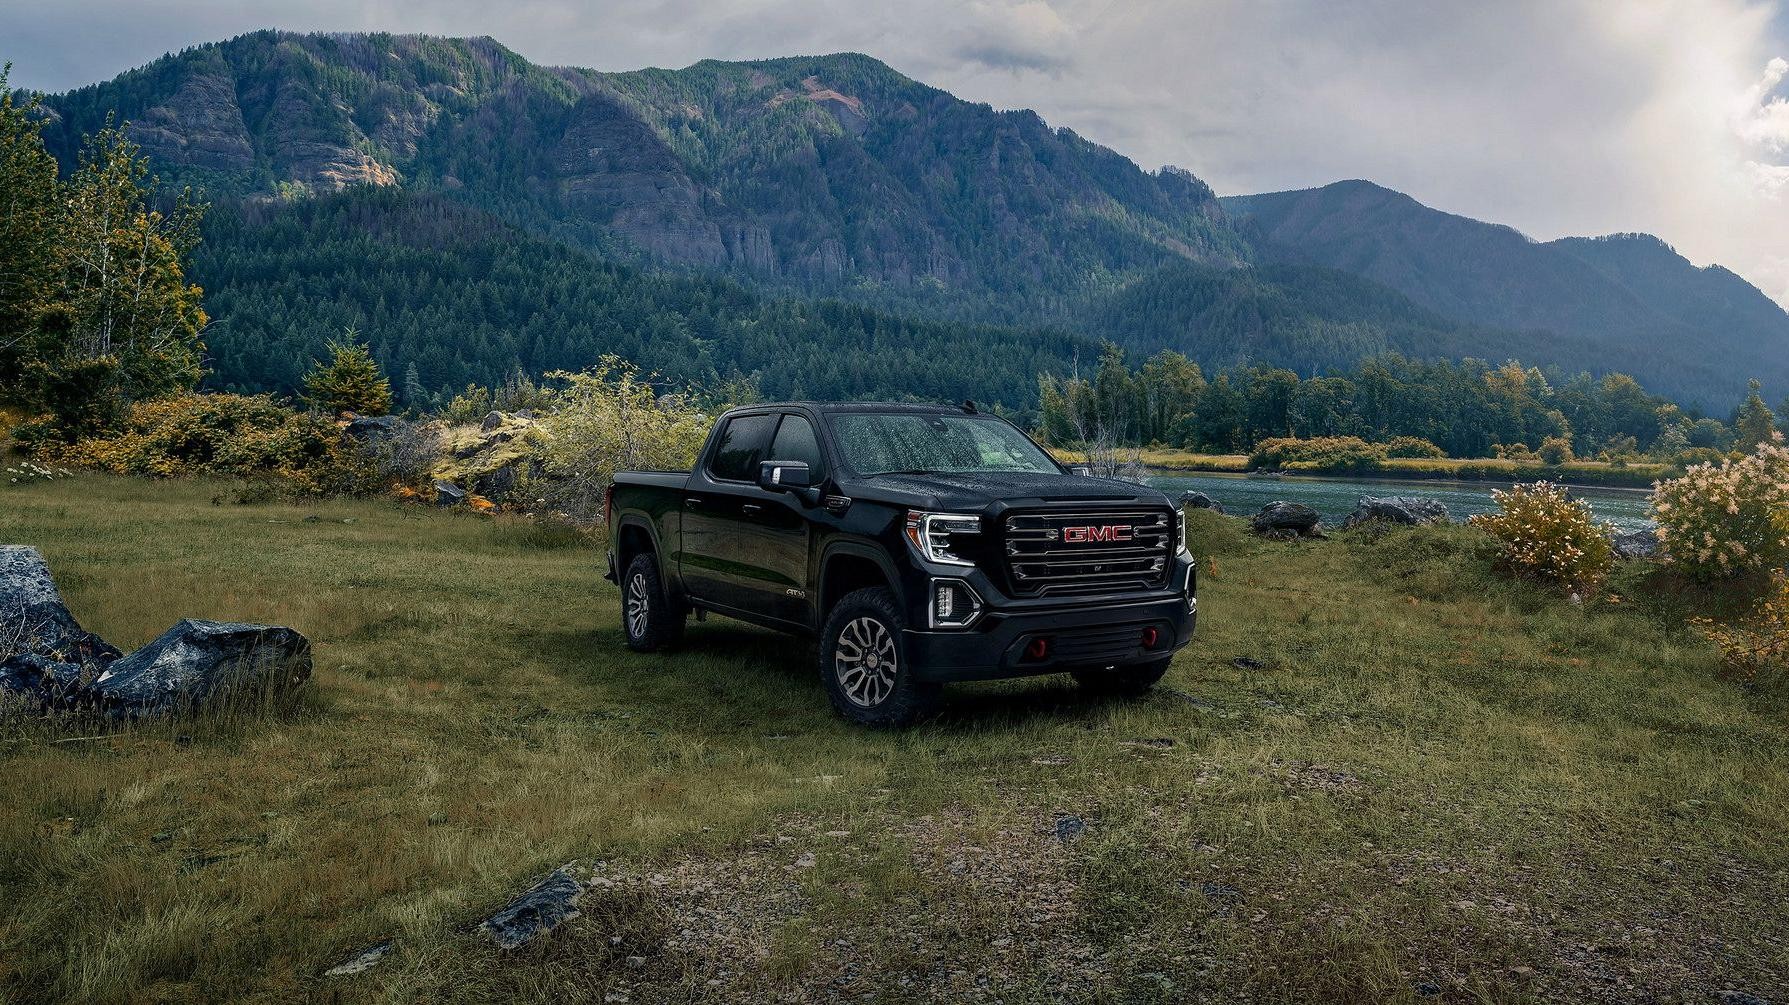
[
  {"x1": 834, "y1": 616, "x2": 898, "y2": 707},
  {"x1": 625, "y1": 572, "x2": 650, "y2": 640}
]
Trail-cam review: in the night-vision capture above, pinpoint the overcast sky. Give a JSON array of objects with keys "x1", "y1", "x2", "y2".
[{"x1": 6, "y1": 0, "x2": 1787, "y2": 307}]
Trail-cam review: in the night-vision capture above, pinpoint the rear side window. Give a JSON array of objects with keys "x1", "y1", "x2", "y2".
[
  {"x1": 769, "y1": 414, "x2": 825, "y2": 475},
  {"x1": 708, "y1": 413, "x2": 777, "y2": 482}
]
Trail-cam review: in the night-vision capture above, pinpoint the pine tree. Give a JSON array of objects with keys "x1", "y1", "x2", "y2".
[
  {"x1": 401, "y1": 361, "x2": 425, "y2": 410},
  {"x1": 303, "y1": 329, "x2": 393, "y2": 416},
  {"x1": 1734, "y1": 379, "x2": 1776, "y2": 451}
]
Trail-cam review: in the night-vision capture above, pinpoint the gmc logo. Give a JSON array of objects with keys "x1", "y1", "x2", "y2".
[{"x1": 1062, "y1": 524, "x2": 1133, "y2": 543}]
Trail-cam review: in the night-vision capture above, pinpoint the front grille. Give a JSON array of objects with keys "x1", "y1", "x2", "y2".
[
  {"x1": 1003, "y1": 508, "x2": 1173, "y2": 596},
  {"x1": 1052, "y1": 625, "x2": 1152, "y2": 663}
]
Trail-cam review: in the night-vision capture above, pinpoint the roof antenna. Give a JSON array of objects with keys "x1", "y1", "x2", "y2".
[{"x1": 961, "y1": 400, "x2": 977, "y2": 414}]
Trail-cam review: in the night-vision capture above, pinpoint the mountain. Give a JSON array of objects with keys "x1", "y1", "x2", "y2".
[
  {"x1": 28, "y1": 32, "x2": 1789, "y2": 410},
  {"x1": 39, "y1": 31, "x2": 1244, "y2": 321},
  {"x1": 1222, "y1": 180, "x2": 1789, "y2": 406}
]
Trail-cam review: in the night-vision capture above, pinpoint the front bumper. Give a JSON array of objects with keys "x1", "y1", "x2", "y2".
[{"x1": 903, "y1": 589, "x2": 1196, "y2": 683}]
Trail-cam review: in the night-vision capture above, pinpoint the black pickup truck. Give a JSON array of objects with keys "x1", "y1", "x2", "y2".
[{"x1": 605, "y1": 402, "x2": 1197, "y2": 726}]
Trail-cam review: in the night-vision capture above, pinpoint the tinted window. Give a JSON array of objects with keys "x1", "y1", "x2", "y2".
[
  {"x1": 830, "y1": 413, "x2": 1060, "y2": 475},
  {"x1": 769, "y1": 414, "x2": 825, "y2": 474},
  {"x1": 708, "y1": 413, "x2": 777, "y2": 481}
]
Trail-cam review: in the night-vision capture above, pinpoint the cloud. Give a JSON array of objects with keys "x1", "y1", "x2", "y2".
[{"x1": 1, "y1": 0, "x2": 1785, "y2": 308}]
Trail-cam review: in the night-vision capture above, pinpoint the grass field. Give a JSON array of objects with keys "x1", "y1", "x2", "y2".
[
  {"x1": 1049, "y1": 447, "x2": 1674, "y2": 488},
  {"x1": 2, "y1": 476, "x2": 1787, "y2": 1004}
]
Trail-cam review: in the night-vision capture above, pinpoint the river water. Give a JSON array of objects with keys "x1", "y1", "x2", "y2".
[{"x1": 1147, "y1": 471, "x2": 1656, "y2": 531}]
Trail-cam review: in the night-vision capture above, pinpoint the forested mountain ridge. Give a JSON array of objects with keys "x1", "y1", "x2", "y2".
[
  {"x1": 38, "y1": 31, "x2": 1245, "y2": 318},
  {"x1": 1222, "y1": 180, "x2": 1789, "y2": 406},
  {"x1": 193, "y1": 187, "x2": 1095, "y2": 407}
]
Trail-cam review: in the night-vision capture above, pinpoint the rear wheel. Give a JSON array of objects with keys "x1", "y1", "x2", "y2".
[
  {"x1": 819, "y1": 587, "x2": 939, "y2": 728},
  {"x1": 622, "y1": 553, "x2": 684, "y2": 652},
  {"x1": 1072, "y1": 657, "x2": 1171, "y2": 697}
]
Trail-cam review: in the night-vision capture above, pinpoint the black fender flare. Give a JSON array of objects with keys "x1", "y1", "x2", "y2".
[{"x1": 815, "y1": 540, "x2": 905, "y2": 617}]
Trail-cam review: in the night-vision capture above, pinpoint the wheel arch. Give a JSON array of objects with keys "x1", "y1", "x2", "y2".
[{"x1": 817, "y1": 543, "x2": 902, "y2": 620}]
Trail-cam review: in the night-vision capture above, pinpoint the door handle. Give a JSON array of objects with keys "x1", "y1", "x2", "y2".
[
  {"x1": 741, "y1": 503, "x2": 763, "y2": 515},
  {"x1": 684, "y1": 497, "x2": 702, "y2": 507}
]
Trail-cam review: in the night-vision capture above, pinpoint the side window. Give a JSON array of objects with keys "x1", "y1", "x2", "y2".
[
  {"x1": 769, "y1": 414, "x2": 825, "y2": 476},
  {"x1": 708, "y1": 413, "x2": 777, "y2": 482}
]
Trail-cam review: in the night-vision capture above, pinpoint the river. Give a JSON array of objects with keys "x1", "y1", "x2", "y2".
[{"x1": 1146, "y1": 471, "x2": 1656, "y2": 531}]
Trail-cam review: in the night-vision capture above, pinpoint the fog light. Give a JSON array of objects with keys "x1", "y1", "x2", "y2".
[
  {"x1": 1141, "y1": 626, "x2": 1160, "y2": 649},
  {"x1": 930, "y1": 578, "x2": 982, "y2": 629}
]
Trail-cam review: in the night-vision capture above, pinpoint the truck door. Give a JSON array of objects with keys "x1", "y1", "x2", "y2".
[
  {"x1": 742, "y1": 413, "x2": 822, "y2": 626},
  {"x1": 679, "y1": 411, "x2": 778, "y2": 610}
]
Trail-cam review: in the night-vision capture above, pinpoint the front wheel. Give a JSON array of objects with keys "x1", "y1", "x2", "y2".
[
  {"x1": 818, "y1": 587, "x2": 940, "y2": 728},
  {"x1": 621, "y1": 553, "x2": 684, "y2": 652},
  {"x1": 1072, "y1": 657, "x2": 1171, "y2": 697}
]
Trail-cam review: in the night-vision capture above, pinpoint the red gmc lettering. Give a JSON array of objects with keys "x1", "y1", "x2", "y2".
[{"x1": 1062, "y1": 525, "x2": 1133, "y2": 543}]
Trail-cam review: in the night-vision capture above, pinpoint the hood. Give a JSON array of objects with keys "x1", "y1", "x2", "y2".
[{"x1": 837, "y1": 470, "x2": 1169, "y2": 512}]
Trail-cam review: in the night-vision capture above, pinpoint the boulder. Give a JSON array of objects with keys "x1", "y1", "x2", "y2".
[
  {"x1": 480, "y1": 867, "x2": 583, "y2": 951},
  {"x1": 0, "y1": 546, "x2": 122, "y2": 705},
  {"x1": 90, "y1": 619, "x2": 312, "y2": 718},
  {"x1": 1611, "y1": 525, "x2": 1661, "y2": 560},
  {"x1": 1, "y1": 545, "x2": 312, "y2": 719},
  {"x1": 479, "y1": 410, "x2": 507, "y2": 433},
  {"x1": 1250, "y1": 501, "x2": 1321, "y2": 537},
  {"x1": 435, "y1": 481, "x2": 467, "y2": 506},
  {"x1": 1342, "y1": 496, "x2": 1450, "y2": 529},
  {"x1": 343, "y1": 415, "x2": 401, "y2": 442},
  {"x1": 1179, "y1": 491, "x2": 1225, "y2": 515}
]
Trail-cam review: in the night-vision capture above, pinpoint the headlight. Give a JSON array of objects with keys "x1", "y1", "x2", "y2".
[
  {"x1": 905, "y1": 511, "x2": 981, "y2": 566},
  {"x1": 1175, "y1": 507, "x2": 1188, "y2": 555}
]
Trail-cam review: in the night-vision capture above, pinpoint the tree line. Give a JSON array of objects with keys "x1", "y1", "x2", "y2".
[{"x1": 1037, "y1": 343, "x2": 1781, "y2": 459}]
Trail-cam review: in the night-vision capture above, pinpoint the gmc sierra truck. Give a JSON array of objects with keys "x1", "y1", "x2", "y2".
[{"x1": 604, "y1": 402, "x2": 1197, "y2": 726}]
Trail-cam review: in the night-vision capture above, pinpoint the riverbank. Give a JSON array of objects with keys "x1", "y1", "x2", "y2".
[{"x1": 1051, "y1": 448, "x2": 1674, "y2": 489}]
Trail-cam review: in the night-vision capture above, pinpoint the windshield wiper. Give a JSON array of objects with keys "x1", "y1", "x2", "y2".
[{"x1": 874, "y1": 468, "x2": 940, "y2": 476}]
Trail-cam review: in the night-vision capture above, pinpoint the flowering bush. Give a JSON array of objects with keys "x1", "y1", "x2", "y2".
[
  {"x1": 5, "y1": 461, "x2": 73, "y2": 484},
  {"x1": 1651, "y1": 434, "x2": 1789, "y2": 580},
  {"x1": 1469, "y1": 481, "x2": 1614, "y2": 590},
  {"x1": 1693, "y1": 572, "x2": 1789, "y2": 679}
]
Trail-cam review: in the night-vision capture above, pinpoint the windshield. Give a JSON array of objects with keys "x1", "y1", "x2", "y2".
[{"x1": 829, "y1": 412, "x2": 1062, "y2": 476}]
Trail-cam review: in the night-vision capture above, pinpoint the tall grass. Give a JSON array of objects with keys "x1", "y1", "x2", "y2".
[{"x1": 1, "y1": 476, "x2": 1785, "y2": 1003}]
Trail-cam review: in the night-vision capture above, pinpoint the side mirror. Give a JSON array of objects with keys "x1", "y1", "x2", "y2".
[
  {"x1": 1070, "y1": 465, "x2": 1092, "y2": 477},
  {"x1": 758, "y1": 460, "x2": 812, "y2": 492}
]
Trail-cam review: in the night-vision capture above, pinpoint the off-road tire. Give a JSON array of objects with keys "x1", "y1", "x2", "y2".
[
  {"x1": 1072, "y1": 657, "x2": 1171, "y2": 697},
  {"x1": 622, "y1": 553, "x2": 684, "y2": 652},
  {"x1": 819, "y1": 587, "x2": 939, "y2": 728}
]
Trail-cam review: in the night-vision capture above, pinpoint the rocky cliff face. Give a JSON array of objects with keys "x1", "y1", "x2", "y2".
[{"x1": 42, "y1": 32, "x2": 1243, "y2": 304}]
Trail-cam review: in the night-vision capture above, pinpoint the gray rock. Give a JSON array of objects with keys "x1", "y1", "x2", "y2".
[
  {"x1": 479, "y1": 410, "x2": 506, "y2": 433},
  {"x1": 1054, "y1": 815, "x2": 1087, "y2": 843},
  {"x1": 91, "y1": 620, "x2": 312, "y2": 718},
  {"x1": 343, "y1": 415, "x2": 400, "y2": 442},
  {"x1": 481, "y1": 867, "x2": 583, "y2": 950},
  {"x1": 1250, "y1": 502, "x2": 1321, "y2": 536},
  {"x1": 1341, "y1": 496, "x2": 1449, "y2": 529},
  {"x1": 1612, "y1": 525, "x2": 1661, "y2": 560},
  {"x1": 324, "y1": 941, "x2": 393, "y2": 978},
  {"x1": 0, "y1": 546, "x2": 122, "y2": 705},
  {"x1": 1179, "y1": 491, "x2": 1225, "y2": 514},
  {"x1": 514, "y1": 409, "x2": 536, "y2": 420},
  {"x1": 435, "y1": 481, "x2": 466, "y2": 506}
]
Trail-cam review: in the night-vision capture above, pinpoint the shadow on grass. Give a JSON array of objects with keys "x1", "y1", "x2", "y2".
[{"x1": 536, "y1": 620, "x2": 1129, "y2": 732}]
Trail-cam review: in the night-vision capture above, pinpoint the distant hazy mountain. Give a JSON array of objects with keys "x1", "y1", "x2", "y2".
[
  {"x1": 30, "y1": 33, "x2": 1789, "y2": 408},
  {"x1": 1222, "y1": 180, "x2": 1789, "y2": 405}
]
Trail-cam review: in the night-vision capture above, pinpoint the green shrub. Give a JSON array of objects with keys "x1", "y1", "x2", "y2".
[
  {"x1": 39, "y1": 392, "x2": 378, "y2": 495},
  {"x1": 1538, "y1": 436, "x2": 1574, "y2": 465},
  {"x1": 530, "y1": 357, "x2": 712, "y2": 524},
  {"x1": 1469, "y1": 481, "x2": 1614, "y2": 591},
  {"x1": 302, "y1": 333, "x2": 391, "y2": 417},
  {"x1": 1651, "y1": 435, "x2": 1789, "y2": 580},
  {"x1": 1384, "y1": 436, "x2": 1446, "y2": 459},
  {"x1": 1248, "y1": 436, "x2": 1386, "y2": 473}
]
